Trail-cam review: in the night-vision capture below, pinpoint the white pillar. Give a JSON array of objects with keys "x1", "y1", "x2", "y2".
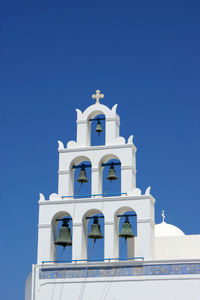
[
  {"x1": 104, "y1": 221, "x2": 118, "y2": 259},
  {"x1": 58, "y1": 172, "x2": 68, "y2": 196},
  {"x1": 91, "y1": 168, "x2": 102, "y2": 195},
  {"x1": 37, "y1": 225, "x2": 53, "y2": 264},
  {"x1": 77, "y1": 121, "x2": 90, "y2": 147},
  {"x1": 58, "y1": 170, "x2": 74, "y2": 197},
  {"x1": 105, "y1": 119, "x2": 116, "y2": 145},
  {"x1": 121, "y1": 167, "x2": 136, "y2": 194},
  {"x1": 135, "y1": 220, "x2": 154, "y2": 259},
  {"x1": 72, "y1": 223, "x2": 83, "y2": 261}
]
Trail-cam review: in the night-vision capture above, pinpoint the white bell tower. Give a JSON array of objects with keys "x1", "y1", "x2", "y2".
[{"x1": 37, "y1": 90, "x2": 155, "y2": 265}]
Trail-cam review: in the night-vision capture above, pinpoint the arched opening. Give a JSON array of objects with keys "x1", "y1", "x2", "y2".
[
  {"x1": 115, "y1": 208, "x2": 137, "y2": 260},
  {"x1": 82, "y1": 209, "x2": 104, "y2": 261},
  {"x1": 88, "y1": 111, "x2": 105, "y2": 146},
  {"x1": 70, "y1": 156, "x2": 91, "y2": 198},
  {"x1": 100, "y1": 155, "x2": 121, "y2": 197},
  {"x1": 52, "y1": 211, "x2": 73, "y2": 262}
]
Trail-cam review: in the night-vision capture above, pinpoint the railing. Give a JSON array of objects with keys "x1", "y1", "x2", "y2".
[
  {"x1": 61, "y1": 192, "x2": 127, "y2": 199},
  {"x1": 42, "y1": 257, "x2": 144, "y2": 264}
]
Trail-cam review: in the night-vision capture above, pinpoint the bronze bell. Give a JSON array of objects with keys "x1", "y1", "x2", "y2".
[
  {"x1": 55, "y1": 219, "x2": 72, "y2": 248},
  {"x1": 77, "y1": 165, "x2": 88, "y2": 183},
  {"x1": 88, "y1": 217, "x2": 103, "y2": 241},
  {"x1": 107, "y1": 163, "x2": 118, "y2": 181},
  {"x1": 96, "y1": 119, "x2": 103, "y2": 136},
  {"x1": 119, "y1": 216, "x2": 134, "y2": 239}
]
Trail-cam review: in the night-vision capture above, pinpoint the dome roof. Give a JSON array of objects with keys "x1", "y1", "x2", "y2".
[{"x1": 155, "y1": 221, "x2": 185, "y2": 237}]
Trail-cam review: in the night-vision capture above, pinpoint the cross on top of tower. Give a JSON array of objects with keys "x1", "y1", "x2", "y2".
[{"x1": 92, "y1": 90, "x2": 104, "y2": 104}]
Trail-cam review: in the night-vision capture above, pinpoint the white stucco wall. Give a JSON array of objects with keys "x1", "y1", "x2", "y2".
[
  {"x1": 155, "y1": 235, "x2": 200, "y2": 260},
  {"x1": 32, "y1": 261, "x2": 200, "y2": 300},
  {"x1": 38, "y1": 278, "x2": 200, "y2": 300},
  {"x1": 37, "y1": 277, "x2": 200, "y2": 300}
]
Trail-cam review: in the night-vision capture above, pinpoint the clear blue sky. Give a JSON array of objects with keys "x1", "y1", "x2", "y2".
[{"x1": 1, "y1": 0, "x2": 200, "y2": 299}]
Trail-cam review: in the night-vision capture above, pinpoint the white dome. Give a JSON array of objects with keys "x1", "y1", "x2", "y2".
[{"x1": 155, "y1": 221, "x2": 184, "y2": 237}]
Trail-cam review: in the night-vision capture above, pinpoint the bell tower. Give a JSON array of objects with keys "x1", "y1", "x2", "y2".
[
  {"x1": 37, "y1": 90, "x2": 155, "y2": 265},
  {"x1": 28, "y1": 90, "x2": 156, "y2": 300}
]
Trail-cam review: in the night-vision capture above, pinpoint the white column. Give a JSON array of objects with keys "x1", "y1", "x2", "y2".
[
  {"x1": 121, "y1": 167, "x2": 136, "y2": 194},
  {"x1": 105, "y1": 119, "x2": 118, "y2": 145},
  {"x1": 104, "y1": 221, "x2": 118, "y2": 259},
  {"x1": 72, "y1": 223, "x2": 83, "y2": 261},
  {"x1": 91, "y1": 168, "x2": 102, "y2": 195},
  {"x1": 135, "y1": 220, "x2": 154, "y2": 259},
  {"x1": 58, "y1": 172, "x2": 68, "y2": 196},
  {"x1": 37, "y1": 225, "x2": 52, "y2": 264},
  {"x1": 77, "y1": 121, "x2": 90, "y2": 147},
  {"x1": 58, "y1": 170, "x2": 74, "y2": 196}
]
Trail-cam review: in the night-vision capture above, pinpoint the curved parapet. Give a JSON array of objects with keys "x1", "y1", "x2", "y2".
[
  {"x1": 75, "y1": 108, "x2": 83, "y2": 119},
  {"x1": 49, "y1": 193, "x2": 62, "y2": 201},
  {"x1": 111, "y1": 103, "x2": 118, "y2": 114},
  {"x1": 145, "y1": 186, "x2": 151, "y2": 195},
  {"x1": 67, "y1": 140, "x2": 78, "y2": 148},
  {"x1": 127, "y1": 135, "x2": 134, "y2": 144},
  {"x1": 58, "y1": 140, "x2": 64, "y2": 150},
  {"x1": 128, "y1": 188, "x2": 142, "y2": 196},
  {"x1": 39, "y1": 193, "x2": 45, "y2": 201}
]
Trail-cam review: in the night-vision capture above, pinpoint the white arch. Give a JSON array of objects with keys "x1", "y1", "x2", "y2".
[
  {"x1": 69, "y1": 155, "x2": 91, "y2": 169},
  {"x1": 114, "y1": 206, "x2": 137, "y2": 218},
  {"x1": 87, "y1": 110, "x2": 106, "y2": 121},
  {"x1": 99, "y1": 153, "x2": 120, "y2": 165},
  {"x1": 81, "y1": 103, "x2": 116, "y2": 120}
]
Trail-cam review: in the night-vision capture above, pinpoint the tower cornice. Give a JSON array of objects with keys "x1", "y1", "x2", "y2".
[
  {"x1": 38, "y1": 194, "x2": 155, "y2": 205},
  {"x1": 58, "y1": 143, "x2": 137, "y2": 153}
]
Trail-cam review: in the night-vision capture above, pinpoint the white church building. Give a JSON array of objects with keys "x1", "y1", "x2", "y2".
[{"x1": 25, "y1": 90, "x2": 200, "y2": 300}]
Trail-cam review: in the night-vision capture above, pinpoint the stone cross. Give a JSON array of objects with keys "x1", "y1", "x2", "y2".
[
  {"x1": 92, "y1": 90, "x2": 104, "y2": 104},
  {"x1": 162, "y1": 210, "x2": 166, "y2": 222}
]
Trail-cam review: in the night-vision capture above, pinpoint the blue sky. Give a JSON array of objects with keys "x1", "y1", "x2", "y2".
[{"x1": 1, "y1": 0, "x2": 200, "y2": 299}]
